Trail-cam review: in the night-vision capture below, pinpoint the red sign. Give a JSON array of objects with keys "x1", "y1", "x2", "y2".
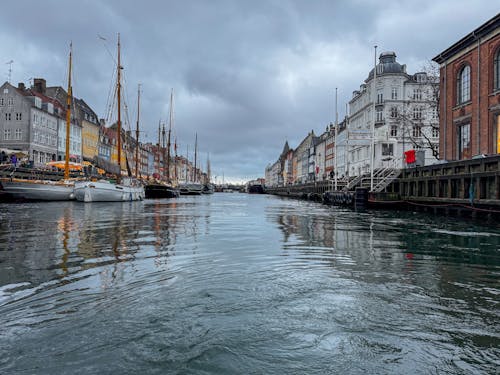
[
  {"x1": 404, "y1": 150, "x2": 416, "y2": 164},
  {"x1": 316, "y1": 166, "x2": 319, "y2": 174}
]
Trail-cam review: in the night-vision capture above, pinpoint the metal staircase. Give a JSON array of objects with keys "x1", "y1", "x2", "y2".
[{"x1": 345, "y1": 157, "x2": 402, "y2": 192}]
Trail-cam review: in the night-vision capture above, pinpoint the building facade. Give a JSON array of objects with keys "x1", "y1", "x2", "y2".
[
  {"x1": 433, "y1": 13, "x2": 500, "y2": 161},
  {"x1": 348, "y1": 52, "x2": 439, "y2": 176}
]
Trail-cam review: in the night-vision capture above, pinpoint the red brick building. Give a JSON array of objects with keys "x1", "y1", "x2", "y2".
[{"x1": 433, "y1": 13, "x2": 500, "y2": 161}]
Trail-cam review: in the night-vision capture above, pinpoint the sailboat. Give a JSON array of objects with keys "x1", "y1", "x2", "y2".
[
  {"x1": 179, "y1": 133, "x2": 203, "y2": 195},
  {"x1": 0, "y1": 44, "x2": 78, "y2": 201},
  {"x1": 144, "y1": 89, "x2": 179, "y2": 199},
  {"x1": 74, "y1": 34, "x2": 145, "y2": 202},
  {"x1": 202, "y1": 153, "x2": 214, "y2": 194}
]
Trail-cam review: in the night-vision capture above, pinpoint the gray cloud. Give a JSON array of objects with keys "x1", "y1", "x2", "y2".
[{"x1": 0, "y1": 0, "x2": 497, "y2": 182}]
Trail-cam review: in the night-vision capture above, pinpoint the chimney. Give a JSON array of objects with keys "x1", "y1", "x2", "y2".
[
  {"x1": 17, "y1": 82, "x2": 25, "y2": 91},
  {"x1": 33, "y1": 78, "x2": 46, "y2": 94}
]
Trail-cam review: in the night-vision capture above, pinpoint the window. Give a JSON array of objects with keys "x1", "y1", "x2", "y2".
[
  {"x1": 413, "y1": 107, "x2": 422, "y2": 120},
  {"x1": 413, "y1": 88, "x2": 422, "y2": 100},
  {"x1": 377, "y1": 92, "x2": 383, "y2": 104},
  {"x1": 431, "y1": 107, "x2": 438, "y2": 119},
  {"x1": 4, "y1": 113, "x2": 11, "y2": 121},
  {"x1": 15, "y1": 129, "x2": 22, "y2": 140},
  {"x1": 495, "y1": 49, "x2": 500, "y2": 91},
  {"x1": 376, "y1": 108, "x2": 383, "y2": 122},
  {"x1": 457, "y1": 65, "x2": 471, "y2": 104},
  {"x1": 15, "y1": 113, "x2": 22, "y2": 121},
  {"x1": 7, "y1": 97, "x2": 13, "y2": 106},
  {"x1": 391, "y1": 87, "x2": 398, "y2": 100},
  {"x1": 0, "y1": 98, "x2": 3, "y2": 106},
  {"x1": 412, "y1": 125, "x2": 422, "y2": 137},
  {"x1": 382, "y1": 143, "x2": 394, "y2": 156},
  {"x1": 4, "y1": 129, "x2": 11, "y2": 140},
  {"x1": 458, "y1": 123, "x2": 471, "y2": 159},
  {"x1": 432, "y1": 127, "x2": 439, "y2": 138},
  {"x1": 390, "y1": 125, "x2": 398, "y2": 137},
  {"x1": 390, "y1": 107, "x2": 398, "y2": 118}
]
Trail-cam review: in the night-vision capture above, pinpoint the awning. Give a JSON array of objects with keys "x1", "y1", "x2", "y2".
[{"x1": 0, "y1": 148, "x2": 28, "y2": 157}]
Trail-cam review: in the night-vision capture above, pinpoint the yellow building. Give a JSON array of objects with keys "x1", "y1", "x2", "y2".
[{"x1": 81, "y1": 119, "x2": 100, "y2": 162}]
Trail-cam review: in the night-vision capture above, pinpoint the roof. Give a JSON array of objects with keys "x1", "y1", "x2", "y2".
[
  {"x1": 433, "y1": 13, "x2": 500, "y2": 64},
  {"x1": 366, "y1": 51, "x2": 407, "y2": 81}
]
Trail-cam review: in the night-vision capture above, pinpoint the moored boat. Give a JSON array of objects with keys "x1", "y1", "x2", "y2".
[
  {"x1": 0, "y1": 44, "x2": 78, "y2": 201},
  {"x1": 144, "y1": 182, "x2": 179, "y2": 198},
  {"x1": 179, "y1": 182, "x2": 203, "y2": 195},
  {"x1": 74, "y1": 177, "x2": 144, "y2": 202},
  {"x1": 1, "y1": 178, "x2": 75, "y2": 201},
  {"x1": 75, "y1": 35, "x2": 144, "y2": 203},
  {"x1": 202, "y1": 183, "x2": 214, "y2": 194}
]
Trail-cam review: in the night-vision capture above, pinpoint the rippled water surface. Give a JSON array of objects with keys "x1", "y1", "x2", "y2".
[{"x1": 0, "y1": 194, "x2": 499, "y2": 374}]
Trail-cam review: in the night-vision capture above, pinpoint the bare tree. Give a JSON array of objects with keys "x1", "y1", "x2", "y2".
[{"x1": 395, "y1": 61, "x2": 440, "y2": 160}]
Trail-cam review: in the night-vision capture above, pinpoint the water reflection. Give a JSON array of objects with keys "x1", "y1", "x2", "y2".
[{"x1": 0, "y1": 195, "x2": 498, "y2": 374}]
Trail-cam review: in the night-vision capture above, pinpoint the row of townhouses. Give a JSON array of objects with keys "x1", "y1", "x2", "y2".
[
  {"x1": 266, "y1": 51, "x2": 439, "y2": 186},
  {"x1": 0, "y1": 79, "x2": 203, "y2": 182},
  {"x1": 266, "y1": 13, "x2": 500, "y2": 188}
]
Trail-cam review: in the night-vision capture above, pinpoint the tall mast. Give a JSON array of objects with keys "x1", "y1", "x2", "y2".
[
  {"x1": 64, "y1": 43, "x2": 73, "y2": 180},
  {"x1": 162, "y1": 121, "x2": 166, "y2": 180},
  {"x1": 174, "y1": 136, "x2": 178, "y2": 182},
  {"x1": 135, "y1": 83, "x2": 140, "y2": 178},
  {"x1": 117, "y1": 33, "x2": 122, "y2": 174},
  {"x1": 167, "y1": 88, "x2": 173, "y2": 182},
  {"x1": 157, "y1": 120, "x2": 161, "y2": 176},
  {"x1": 206, "y1": 153, "x2": 211, "y2": 183},
  {"x1": 194, "y1": 133, "x2": 198, "y2": 183}
]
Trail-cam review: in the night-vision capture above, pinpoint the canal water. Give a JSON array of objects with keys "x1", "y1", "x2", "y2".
[{"x1": 0, "y1": 193, "x2": 498, "y2": 374}]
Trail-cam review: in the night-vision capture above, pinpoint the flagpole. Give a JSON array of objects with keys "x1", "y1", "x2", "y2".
[{"x1": 334, "y1": 87, "x2": 338, "y2": 191}]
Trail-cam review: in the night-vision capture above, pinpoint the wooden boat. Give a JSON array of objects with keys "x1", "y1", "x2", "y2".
[
  {"x1": 0, "y1": 44, "x2": 77, "y2": 201},
  {"x1": 74, "y1": 34, "x2": 144, "y2": 203},
  {"x1": 179, "y1": 182, "x2": 203, "y2": 195},
  {"x1": 145, "y1": 182, "x2": 179, "y2": 198},
  {"x1": 144, "y1": 89, "x2": 179, "y2": 199}
]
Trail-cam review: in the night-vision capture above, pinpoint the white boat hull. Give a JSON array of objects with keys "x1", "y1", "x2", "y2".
[
  {"x1": 179, "y1": 183, "x2": 204, "y2": 195},
  {"x1": 0, "y1": 179, "x2": 75, "y2": 201},
  {"x1": 74, "y1": 180, "x2": 145, "y2": 202}
]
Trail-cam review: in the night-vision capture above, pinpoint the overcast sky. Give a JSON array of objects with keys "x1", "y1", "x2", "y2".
[{"x1": 0, "y1": 1, "x2": 497, "y2": 182}]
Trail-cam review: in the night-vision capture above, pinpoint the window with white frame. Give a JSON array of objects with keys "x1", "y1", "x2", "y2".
[
  {"x1": 7, "y1": 97, "x2": 13, "y2": 106},
  {"x1": 382, "y1": 143, "x2": 394, "y2": 156},
  {"x1": 457, "y1": 65, "x2": 471, "y2": 104},
  {"x1": 391, "y1": 87, "x2": 398, "y2": 100},
  {"x1": 4, "y1": 129, "x2": 11, "y2": 140},
  {"x1": 15, "y1": 113, "x2": 22, "y2": 121},
  {"x1": 377, "y1": 92, "x2": 383, "y2": 104},
  {"x1": 412, "y1": 125, "x2": 422, "y2": 137},
  {"x1": 390, "y1": 125, "x2": 398, "y2": 137},
  {"x1": 390, "y1": 107, "x2": 398, "y2": 118},
  {"x1": 15, "y1": 129, "x2": 21, "y2": 140},
  {"x1": 413, "y1": 88, "x2": 422, "y2": 100},
  {"x1": 0, "y1": 98, "x2": 3, "y2": 106},
  {"x1": 413, "y1": 107, "x2": 422, "y2": 120},
  {"x1": 458, "y1": 123, "x2": 471, "y2": 159},
  {"x1": 432, "y1": 127, "x2": 439, "y2": 138},
  {"x1": 376, "y1": 108, "x2": 383, "y2": 122},
  {"x1": 495, "y1": 48, "x2": 500, "y2": 91}
]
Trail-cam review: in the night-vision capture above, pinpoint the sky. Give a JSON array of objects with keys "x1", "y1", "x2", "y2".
[{"x1": 0, "y1": 1, "x2": 497, "y2": 183}]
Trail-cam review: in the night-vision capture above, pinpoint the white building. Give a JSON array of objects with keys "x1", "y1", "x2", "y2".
[{"x1": 347, "y1": 51, "x2": 439, "y2": 177}]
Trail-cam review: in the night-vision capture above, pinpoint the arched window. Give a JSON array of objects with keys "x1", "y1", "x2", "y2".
[
  {"x1": 457, "y1": 65, "x2": 471, "y2": 104},
  {"x1": 494, "y1": 48, "x2": 500, "y2": 91}
]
